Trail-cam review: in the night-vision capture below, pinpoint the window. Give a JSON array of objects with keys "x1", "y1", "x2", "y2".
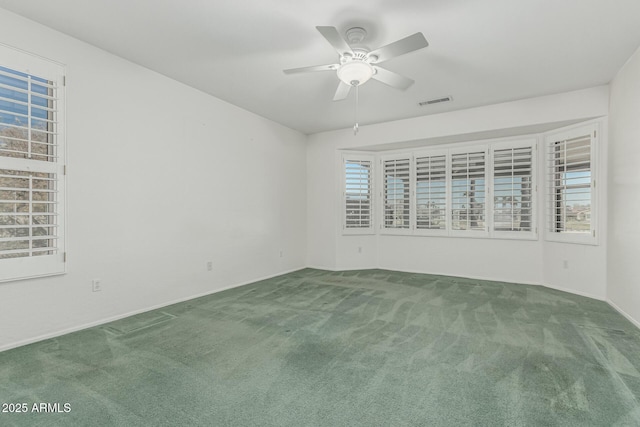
[
  {"x1": 450, "y1": 148, "x2": 487, "y2": 235},
  {"x1": 0, "y1": 45, "x2": 65, "y2": 281},
  {"x1": 415, "y1": 151, "x2": 447, "y2": 234},
  {"x1": 382, "y1": 156, "x2": 411, "y2": 232},
  {"x1": 339, "y1": 122, "x2": 604, "y2": 243},
  {"x1": 492, "y1": 141, "x2": 535, "y2": 238},
  {"x1": 343, "y1": 155, "x2": 373, "y2": 234},
  {"x1": 545, "y1": 123, "x2": 597, "y2": 244}
]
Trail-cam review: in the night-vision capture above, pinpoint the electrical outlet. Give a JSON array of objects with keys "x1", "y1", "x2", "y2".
[
  {"x1": 279, "y1": 250, "x2": 284, "y2": 258},
  {"x1": 207, "y1": 261, "x2": 213, "y2": 271},
  {"x1": 92, "y1": 279, "x2": 102, "y2": 292},
  {"x1": 563, "y1": 260, "x2": 569, "y2": 269},
  {"x1": 358, "y1": 246, "x2": 362, "y2": 253}
]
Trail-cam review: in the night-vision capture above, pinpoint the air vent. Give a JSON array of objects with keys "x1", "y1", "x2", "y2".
[{"x1": 419, "y1": 96, "x2": 452, "y2": 106}]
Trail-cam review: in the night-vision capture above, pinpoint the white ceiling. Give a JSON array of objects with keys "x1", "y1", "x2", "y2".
[{"x1": 1, "y1": 0, "x2": 639, "y2": 135}]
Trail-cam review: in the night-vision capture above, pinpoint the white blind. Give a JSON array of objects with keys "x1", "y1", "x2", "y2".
[
  {"x1": 0, "y1": 56, "x2": 64, "y2": 280},
  {"x1": 451, "y1": 151, "x2": 486, "y2": 231},
  {"x1": 493, "y1": 146, "x2": 533, "y2": 232},
  {"x1": 0, "y1": 169, "x2": 59, "y2": 258},
  {"x1": 383, "y1": 158, "x2": 410, "y2": 229},
  {"x1": 415, "y1": 154, "x2": 446, "y2": 230},
  {"x1": 344, "y1": 159, "x2": 372, "y2": 229},
  {"x1": 0, "y1": 67, "x2": 58, "y2": 161},
  {"x1": 547, "y1": 134, "x2": 592, "y2": 234}
]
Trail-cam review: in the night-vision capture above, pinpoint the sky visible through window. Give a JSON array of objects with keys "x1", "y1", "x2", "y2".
[
  {"x1": 345, "y1": 162, "x2": 370, "y2": 199},
  {"x1": 0, "y1": 66, "x2": 49, "y2": 129},
  {"x1": 562, "y1": 171, "x2": 591, "y2": 206}
]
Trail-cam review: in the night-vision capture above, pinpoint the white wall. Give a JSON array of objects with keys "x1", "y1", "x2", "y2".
[
  {"x1": 0, "y1": 9, "x2": 307, "y2": 351},
  {"x1": 308, "y1": 87, "x2": 609, "y2": 296},
  {"x1": 608, "y1": 45, "x2": 640, "y2": 327}
]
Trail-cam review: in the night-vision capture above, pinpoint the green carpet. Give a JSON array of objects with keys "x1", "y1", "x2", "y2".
[{"x1": 1, "y1": 269, "x2": 639, "y2": 426}]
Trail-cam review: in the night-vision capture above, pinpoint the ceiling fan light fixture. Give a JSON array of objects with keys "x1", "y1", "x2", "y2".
[{"x1": 337, "y1": 61, "x2": 374, "y2": 86}]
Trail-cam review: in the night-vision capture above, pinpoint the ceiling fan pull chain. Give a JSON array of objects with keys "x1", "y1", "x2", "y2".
[{"x1": 353, "y1": 81, "x2": 359, "y2": 135}]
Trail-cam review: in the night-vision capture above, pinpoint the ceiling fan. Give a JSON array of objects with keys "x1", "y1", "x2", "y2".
[{"x1": 283, "y1": 26, "x2": 429, "y2": 101}]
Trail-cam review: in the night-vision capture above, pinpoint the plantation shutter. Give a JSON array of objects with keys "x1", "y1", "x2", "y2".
[
  {"x1": 0, "y1": 46, "x2": 65, "y2": 282},
  {"x1": 493, "y1": 144, "x2": 534, "y2": 233},
  {"x1": 344, "y1": 158, "x2": 373, "y2": 232},
  {"x1": 415, "y1": 154, "x2": 446, "y2": 231},
  {"x1": 383, "y1": 157, "x2": 411, "y2": 230},
  {"x1": 451, "y1": 149, "x2": 486, "y2": 232},
  {"x1": 547, "y1": 129, "x2": 594, "y2": 236}
]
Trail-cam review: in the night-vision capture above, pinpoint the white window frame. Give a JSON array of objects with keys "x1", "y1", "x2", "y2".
[
  {"x1": 489, "y1": 138, "x2": 538, "y2": 240},
  {"x1": 448, "y1": 145, "x2": 489, "y2": 238},
  {"x1": 0, "y1": 45, "x2": 66, "y2": 282},
  {"x1": 337, "y1": 120, "x2": 605, "y2": 245},
  {"x1": 413, "y1": 148, "x2": 449, "y2": 237},
  {"x1": 544, "y1": 122, "x2": 598, "y2": 245},
  {"x1": 379, "y1": 153, "x2": 413, "y2": 235},
  {"x1": 341, "y1": 153, "x2": 375, "y2": 235}
]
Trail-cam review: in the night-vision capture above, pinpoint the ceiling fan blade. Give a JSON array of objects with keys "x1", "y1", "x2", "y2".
[
  {"x1": 368, "y1": 33, "x2": 429, "y2": 64},
  {"x1": 372, "y1": 66, "x2": 414, "y2": 90},
  {"x1": 316, "y1": 26, "x2": 354, "y2": 57},
  {"x1": 283, "y1": 64, "x2": 338, "y2": 74},
  {"x1": 333, "y1": 81, "x2": 352, "y2": 101}
]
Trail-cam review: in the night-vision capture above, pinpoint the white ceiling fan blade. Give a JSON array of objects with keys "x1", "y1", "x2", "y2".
[
  {"x1": 372, "y1": 66, "x2": 414, "y2": 90},
  {"x1": 283, "y1": 64, "x2": 338, "y2": 74},
  {"x1": 368, "y1": 33, "x2": 429, "y2": 64},
  {"x1": 316, "y1": 26, "x2": 354, "y2": 57},
  {"x1": 333, "y1": 81, "x2": 352, "y2": 101}
]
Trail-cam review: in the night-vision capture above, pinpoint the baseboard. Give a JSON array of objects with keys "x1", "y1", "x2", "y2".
[
  {"x1": 305, "y1": 264, "x2": 339, "y2": 272},
  {"x1": 377, "y1": 266, "x2": 542, "y2": 287},
  {"x1": 0, "y1": 266, "x2": 305, "y2": 353},
  {"x1": 362, "y1": 266, "x2": 610, "y2": 302},
  {"x1": 607, "y1": 299, "x2": 640, "y2": 330},
  {"x1": 541, "y1": 283, "x2": 605, "y2": 301}
]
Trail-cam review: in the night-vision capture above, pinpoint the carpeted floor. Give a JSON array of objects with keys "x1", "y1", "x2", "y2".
[{"x1": 1, "y1": 268, "x2": 639, "y2": 426}]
